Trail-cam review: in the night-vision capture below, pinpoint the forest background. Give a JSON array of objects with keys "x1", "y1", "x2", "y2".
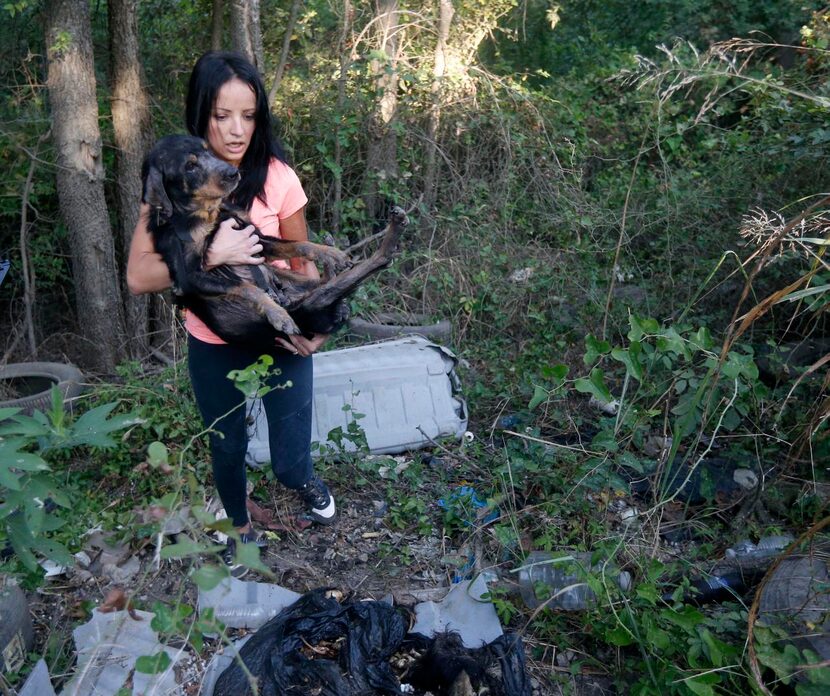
[{"x1": 0, "y1": 1, "x2": 828, "y2": 695}]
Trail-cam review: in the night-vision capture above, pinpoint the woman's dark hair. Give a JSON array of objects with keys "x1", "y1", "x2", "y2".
[{"x1": 185, "y1": 51, "x2": 287, "y2": 210}]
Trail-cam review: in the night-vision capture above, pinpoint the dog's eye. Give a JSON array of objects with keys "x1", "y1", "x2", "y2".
[{"x1": 185, "y1": 161, "x2": 198, "y2": 172}]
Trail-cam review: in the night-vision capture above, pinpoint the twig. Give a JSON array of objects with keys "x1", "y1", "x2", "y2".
[
  {"x1": 747, "y1": 515, "x2": 830, "y2": 695},
  {"x1": 19, "y1": 131, "x2": 50, "y2": 357},
  {"x1": 601, "y1": 128, "x2": 648, "y2": 340},
  {"x1": 267, "y1": 0, "x2": 302, "y2": 104}
]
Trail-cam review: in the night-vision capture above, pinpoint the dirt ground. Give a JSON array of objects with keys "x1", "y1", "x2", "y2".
[{"x1": 24, "y1": 458, "x2": 614, "y2": 696}]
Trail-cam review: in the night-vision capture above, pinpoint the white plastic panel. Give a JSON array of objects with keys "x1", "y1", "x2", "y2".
[{"x1": 246, "y1": 336, "x2": 467, "y2": 463}]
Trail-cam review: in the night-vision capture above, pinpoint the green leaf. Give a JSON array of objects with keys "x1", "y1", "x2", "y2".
[
  {"x1": 234, "y1": 540, "x2": 273, "y2": 577},
  {"x1": 528, "y1": 385, "x2": 548, "y2": 411},
  {"x1": 0, "y1": 407, "x2": 22, "y2": 421},
  {"x1": 604, "y1": 624, "x2": 635, "y2": 646},
  {"x1": 135, "y1": 651, "x2": 172, "y2": 675},
  {"x1": 541, "y1": 364, "x2": 569, "y2": 381},
  {"x1": 611, "y1": 341, "x2": 643, "y2": 380},
  {"x1": 65, "y1": 404, "x2": 143, "y2": 449},
  {"x1": 160, "y1": 537, "x2": 216, "y2": 559},
  {"x1": 685, "y1": 674, "x2": 718, "y2": 696},
  {"x1": 628, "y1": 315, "x2": 659, "y2": 342},
  {"x1": 147, "y1": 441, "x2": 169, "y2": 468},
  {"x1": 583, "y1": 335, "x2": 611, "y2": 365},
  {"x1": 661, "y1": 605, "x2": 704, "y2": 634},
  {"x1": 574, "y1": 368, "x2": 613, "y2": 403},
  {"x1": 190, "y1": 564, "x2": 229, "y2": 591}
]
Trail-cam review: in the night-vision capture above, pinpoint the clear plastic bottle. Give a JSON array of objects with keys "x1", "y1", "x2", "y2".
[
  {"x1": 725, "y1": 534, "x2": 794, "y2": 560},
  {"x1": 517, "y1": 551, "x2": 631, "y2": 611}
]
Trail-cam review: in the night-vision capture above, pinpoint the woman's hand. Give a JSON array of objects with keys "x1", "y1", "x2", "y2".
[
  {"x1": 276, "y1": 333, "x2": 329, "y2": 357},
  {"x1": 205, "y1": 218, "x2": 264, "y2": 268}
]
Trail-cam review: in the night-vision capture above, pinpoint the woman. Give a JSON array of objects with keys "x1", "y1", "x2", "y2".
[{"x1": 127, "y1": 51, "x2": 336, "y2": 570}]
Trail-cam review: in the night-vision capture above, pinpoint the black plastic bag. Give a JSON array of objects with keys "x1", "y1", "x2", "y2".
[
  {"x1": 214, "y1": 589, "x2": 406, "y2": 695},
  {"x1": 214, "y1": 588, "x2": 532, "y2": 696}
]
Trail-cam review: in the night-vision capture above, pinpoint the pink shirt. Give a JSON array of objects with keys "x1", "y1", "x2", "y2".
[{"x1": 185, "y1": 158, "x2": 309, "y2": 344}]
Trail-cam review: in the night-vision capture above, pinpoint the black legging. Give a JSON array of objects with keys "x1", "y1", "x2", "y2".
[{"x1": 188, "y1": 334, "x2": 314, "y2": 527}]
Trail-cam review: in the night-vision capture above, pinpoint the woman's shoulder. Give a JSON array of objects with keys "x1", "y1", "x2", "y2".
[{"x1": 266, "y1": 156, "x2": 301, "y2": 182}]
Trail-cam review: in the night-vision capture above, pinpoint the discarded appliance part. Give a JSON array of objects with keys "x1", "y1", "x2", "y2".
[
  {"x1": 63, "y1": 609, "x2": 182, "y2": 696},
  {"x1": 0, "y1": 578, "x2": 33, "y2": 674},
  {"x1": 515, "y1": 551, "x2": 632, "y2": 611},
  {"x1": 758, "y1": 543, "x2": 830, "y2": 662},
  {"x1": 246, "y1": 336, "x2": 468, "y2": 462},
  {"x1": 18, "y1": 658, "x2": 56, "y2": 696},
  {"x1": 410, "y1": 574, "x2": 503, "y2": 647},
  {"x1": 0, "y1": 361, "x2": 85, "y2": 415},
  {"x1": 348, "y1": 313, "x2": 452, "y2": 342},
  {"x1": 198, "y1": 576, "x2": 301, "y2": 630}
]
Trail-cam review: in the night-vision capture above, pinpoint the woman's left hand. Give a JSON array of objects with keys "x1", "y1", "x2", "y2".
[{"x1": 276, "y1": 333, "x2": 328, "y2": 357}]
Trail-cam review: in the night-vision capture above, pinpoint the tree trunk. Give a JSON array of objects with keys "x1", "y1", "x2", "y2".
[
  {"x1": 211, "y1": 0, "x2": 224, "y2": 51},
  {"x1": 45, "y1": 0, "x2": 126, "y2": 373},
  {"x1": 422, "y1": 0, "x2": 454, "y2": 215},
  {"x1": 364, "y1": 0, "x2": 399, "y2": 222},
  {"x1": 230, "y1": 0, "x2": 264, "y2": 70},
  {"x1": 108, "y1": 0, "x2": 156, "y2": 359}
]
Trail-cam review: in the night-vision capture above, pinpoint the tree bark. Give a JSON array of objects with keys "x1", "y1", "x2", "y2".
[
  {"x1": 230, "y1": 0, "x2": 264, "y2": 70},
  {"x1": 211, "y1": 0, "x2": 224, "y2": 51},
  {"x1": 45, "y1": 0, "x2": 126, "y2": 373},
  {"x1": 422, "y1": 0, "x2": 454, "y2": 215},
  {"x1": 108, "y1": 0, "x2": 156, "y2": 358},
  {"x1": 364, "y1": 0, "x2": 399, "y2": 221}
]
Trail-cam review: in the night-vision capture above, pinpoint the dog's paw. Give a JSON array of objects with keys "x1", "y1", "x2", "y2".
[
  {"x1": 319, "y1": 247, "x2": 352, "y2": 277},
  {"x1": 390, "y1": 206, "x2": 409, "y2": 227},
  {"x1": 264, "y1": 306, "x2": 301, "y2": 335},
  {"x1": 333, "y1": 300, "x2": 351, "y2": 326}
]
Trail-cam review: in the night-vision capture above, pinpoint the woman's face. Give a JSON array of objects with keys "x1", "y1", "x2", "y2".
[{"x1": 206, "y1": 77, "x2": 257, "y2": 167}]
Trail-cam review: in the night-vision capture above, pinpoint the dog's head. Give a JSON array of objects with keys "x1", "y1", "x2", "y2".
[{"x1": 141, "y1": 135, "x2": 240, "y2": 224}]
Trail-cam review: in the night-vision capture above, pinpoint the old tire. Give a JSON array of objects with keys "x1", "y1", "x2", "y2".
[
  {"x1": 0, "y1": 362, "x2": 85, "y2": 415},
  {"x1": 349, "y1": 313, "x2": 452, "y2": 342}
]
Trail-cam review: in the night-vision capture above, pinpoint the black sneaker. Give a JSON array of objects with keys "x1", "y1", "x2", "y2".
[
  {"x1": 222, "y1": 531, "x2": 267, "y2": 578},
  {"x1": 298, "y1": 475, "x2": 337, "y2": 525}
]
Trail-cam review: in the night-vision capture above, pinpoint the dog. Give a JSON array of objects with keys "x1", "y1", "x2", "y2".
[{"x1": 141, "y1": 135, "x2": 408, "y2": 347}]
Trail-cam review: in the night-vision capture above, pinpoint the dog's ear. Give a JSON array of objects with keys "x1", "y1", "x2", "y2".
[{"x1": 142, "y1": 165, "x2": 173, "y2": 223}]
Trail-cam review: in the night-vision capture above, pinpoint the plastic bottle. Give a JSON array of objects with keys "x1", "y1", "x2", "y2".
[
  {"x1": 725, "y1": 534, "x2": 794, "y2": 560},
  {"x1": 516, "y1": 551, "x2": 632, "y2": 611}
]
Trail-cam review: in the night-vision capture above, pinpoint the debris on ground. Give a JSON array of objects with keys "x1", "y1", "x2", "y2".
[{"x1": 62, "y1": 608, "x2": 184, "y2": 696}]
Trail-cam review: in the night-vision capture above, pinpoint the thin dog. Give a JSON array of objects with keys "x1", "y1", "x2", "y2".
[{"x1": 142, "y1": 135, "x2": 408, "y2": 347}]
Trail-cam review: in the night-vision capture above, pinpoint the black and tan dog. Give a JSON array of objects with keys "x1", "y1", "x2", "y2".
[{"x1": 142, "y1": 135, "x2": 408, "y2": 347}]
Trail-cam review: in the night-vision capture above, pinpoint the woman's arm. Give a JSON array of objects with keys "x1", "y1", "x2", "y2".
[
  {"x1": 280, "y1": 207, "x2": 321, "y2": 281},
  {"x1": 277, "y1": 207, "x2": 328, "y2": 356},
  {"x1": 126, "y1": 205, "x2": 264, "y2": 295},
  {"x1": 126, "y1": 204, "x2": 172, "y2": 295}
]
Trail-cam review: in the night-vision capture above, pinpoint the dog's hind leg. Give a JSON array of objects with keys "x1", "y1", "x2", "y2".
[
  {"x1": 226, "y1": 282, "x2": 301, "y2": 335},
  {"x1": 291, "y1": 206, "x2": 408, "y2": 313}
]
